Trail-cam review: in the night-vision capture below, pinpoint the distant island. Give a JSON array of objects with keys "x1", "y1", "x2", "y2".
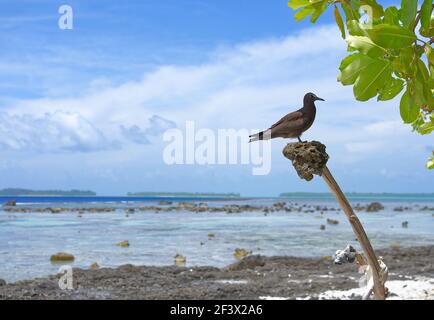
[
  {"x1": 0, "y1": 188, "x2": 97, "y2": 196},
  {"x1": 127, "y1": 192, "x2": 241, "y2": 198},
  {"x1": 279, "y1": 192, "x2": 434, "y2": 200}
]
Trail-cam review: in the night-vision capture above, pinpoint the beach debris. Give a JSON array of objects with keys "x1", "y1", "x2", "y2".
[
  {"x1": 333, "y1": 245, "x2": 357, "y2": 265},
  {"x1": 401, "y1": 221, "x2": 408, "y2": 228},
  {"x1": 3, "y1": 200, "x2": 16, "y2": 206},
  {"x1": 90, "y1": 262, "x2": 100, "y2": 270},
  {"x1": 49, "y1": 208, "x2": 63, "y2": 214},
  {"x1": 320, "y1": 224, "x2": 326, "y2": 230},
  {"x1": 116, "y1": 240, "x2": 130, "y2": 248},
  {"x1": 234, "y1": 248, "x2": 252, "y2": 260},
  {"x1": 207, "y1": 233, "x2": 215, "y2": 239},
  {"x1": 326, "y1": 218, "x2": 339, "y2": 225},
  {"x1": 366, "y1": 202, "x2": 384, "y2": 212},
  {"x1": 174, "y1": 254, "x2": 186, "y2": 266},
  {"x1": 333, "y1": 245, "x2": 388, "y2": 300},
  {"x1": 50, "y1": 252, "x2": 75, "y2": 263},
  {"x1": 358, "y1": 259, "x2": 389, "y2": 300}
]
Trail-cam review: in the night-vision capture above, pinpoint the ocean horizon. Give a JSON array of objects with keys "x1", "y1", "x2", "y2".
[{"x1": 0, "y1": 192, "x2": 434, "y2": 207}]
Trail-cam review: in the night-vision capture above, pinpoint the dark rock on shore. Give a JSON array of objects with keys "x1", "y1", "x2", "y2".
[
  {"x1": 50, "y1": 253, "x2": 75, "y2": 263},
  {"x1": 233, "y1": 248, "x2": 251, "y2": 260},
  {"x1": 174, "y1": 254, "x2": 186, "y2": 267},
  {"x1": 116, "y1": 241, "x2": 130, "y2": 248},
  {"x1": 227, "y1": 255, "x2": 266, "y2": 271},
  {"x1": 326, "y1": 218, "x2": 339, "y2": 225},
  {"x1": 158, "y1": 201, "x2": 173, "y2": 205},
  {"x1": 3, "y1": 200, "x2": 16, "y2": 206},
  {"x1": 366, "y1": 202, "x2": 384, "y2": 212}
]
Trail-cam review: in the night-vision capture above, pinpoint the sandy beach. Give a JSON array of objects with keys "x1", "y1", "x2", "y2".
[{"x1": 0, "y1": 246, "x2": 432, "y2": 300}]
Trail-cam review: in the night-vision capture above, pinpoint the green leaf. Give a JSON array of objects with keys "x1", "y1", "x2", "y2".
[
  {"x1": 347, "y1": 20, "x2": 369, "y2": 36},
  {"x1": 400, "y1": 90, "x2": 419, "y2": 123},
  {"x1": 294, "y1": 6, "x2": 315, "y2": 21},
  {"x1": 383, "y1": 6, "x2": 400, "y2": 25},
  {"x1": 425, "y1": 44, "x2": 434, "y2": 66},
  {"x1": 338, "y1": 53, "x2": 376, "y2": 85},
  {"x1": 360, "y1": 0, "x2": 384, "y2": 19},
  {"x1": 420, "y1": 16, "x2": 434, "y2": 37},
  {"x1": 410, "y1": 78, "x2": 428, "y2": 107},
  {"x1": 420, "y1": 0, "x2": 433, "y2": 29},
  {"x1": 392, "y1": 47, "x2": 416, "y2": 77},
  {"x1": 346, "y1": 35, "x2": 387, "y2": 58},
  {"x1": 341, "y1": 1, "x2": 361, "y2": 21},
  {"x1": 310, "y1": 1, "x2": 328, "y2": 23},
  {"x1": 334, "y1": 5, "x2": 346, "y2": 39},
  {"x1": 427, "y1": 157, "x2": 434, "y2": 170},
  {"x1": 353, "y1": 59, "x2": 391, "y2": 101},
  {"x1": 400, "y1": 0, "x2": 418, "y2": 29},
  {"x1": 339, "y1": 53, "x2": 362, "y2": 71},
  {"x1": 368, "y1": 24, "x2": 416, "y2": 49},
  {"x1": 417, "y1": 59, "x2": 430, "y2": 82},
  {"x1": 288, "y1": 0, "x2": 310, "y2": 10},
  {"x1": 378, "y1": 77, "x2": 404, "y2": 101},
  {"x1": 419, "y1": 121, "x2": 434, "y2": 134}
]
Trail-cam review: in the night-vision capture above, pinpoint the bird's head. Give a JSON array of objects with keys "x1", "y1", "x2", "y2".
[{"x1": 304, "y1": 92, "x2": 325, "y2": 103}]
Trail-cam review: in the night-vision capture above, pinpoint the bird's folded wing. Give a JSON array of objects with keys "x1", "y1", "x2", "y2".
[
  {"x1": 271, "y1": 118, "x2": 306, "y2": 136},
  {"x1": 270, "y1": 110, "x2": 303, "y2": 129}
]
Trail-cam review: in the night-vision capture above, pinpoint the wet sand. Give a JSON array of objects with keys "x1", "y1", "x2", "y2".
[{"x1": 0, "y1": 246, "x2": 432, "y2": 300}]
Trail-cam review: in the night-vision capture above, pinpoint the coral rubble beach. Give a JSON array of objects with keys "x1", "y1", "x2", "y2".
[
  {"x1": 2, "y1": 201, "x2": 433, "y2": 214},
  {"x1": 0, "y1": 246, "x2": 432, "y2": 300}
]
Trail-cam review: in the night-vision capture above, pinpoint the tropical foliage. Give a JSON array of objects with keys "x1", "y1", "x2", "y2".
[{"x1": 288, "y1": 0, "x2": 434, "y2": 168}]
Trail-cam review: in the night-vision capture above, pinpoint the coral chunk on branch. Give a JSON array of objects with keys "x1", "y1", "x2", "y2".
[{"x1": 282, "y1": 141, "x2": 329, "y2": 181}]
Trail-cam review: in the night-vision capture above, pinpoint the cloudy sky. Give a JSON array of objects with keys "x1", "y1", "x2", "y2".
[{"x1": 0, "y1": 0, "x2": 432, "y2": 196}]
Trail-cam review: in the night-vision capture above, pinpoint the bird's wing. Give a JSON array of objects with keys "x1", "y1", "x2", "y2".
[{"x1": 270, "y1": 110, "x2": 303, "y2": 129}]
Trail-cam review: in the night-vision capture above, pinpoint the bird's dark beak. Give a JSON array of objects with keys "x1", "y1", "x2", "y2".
[{"x1": 316, "y1": 97, "x2": 325, "y2": 101}]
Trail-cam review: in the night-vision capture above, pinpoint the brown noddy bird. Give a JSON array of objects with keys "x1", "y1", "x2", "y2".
[{"x1": 249, "y1": 92, "x2": 324, "y2": 143}]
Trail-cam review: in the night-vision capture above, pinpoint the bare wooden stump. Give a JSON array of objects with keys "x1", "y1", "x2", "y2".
[{"x1": 283, "y1": 141, "x2": 386, "y2": 300}]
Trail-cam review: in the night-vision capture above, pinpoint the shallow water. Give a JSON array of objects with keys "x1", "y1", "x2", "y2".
[{"x1": 0, "y1": 198, "x2": 433, "y2": 282}]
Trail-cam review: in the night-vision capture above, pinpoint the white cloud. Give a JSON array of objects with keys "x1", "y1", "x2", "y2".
[
  {"x1": 120, "y1": 115, "x2": 176, "y2": 145},
  {"x1": 364, "y1": 120, "x2": 408, "y2": 135},
  {"x1": 345, "y1": 141, "x2": 386, "y2": 154},
  {"x1": 0, "y1": 111, "x2": 113, "y2": 152}
]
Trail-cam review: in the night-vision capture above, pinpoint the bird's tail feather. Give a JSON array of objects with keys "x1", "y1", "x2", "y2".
[{"x1": 249, "y1": 129, "x2": 271, "y2": 143}]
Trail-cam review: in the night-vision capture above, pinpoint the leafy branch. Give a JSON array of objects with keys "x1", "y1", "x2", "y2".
[{"x1": 288, "y1": 0, "x2": 434, "y2": 169}]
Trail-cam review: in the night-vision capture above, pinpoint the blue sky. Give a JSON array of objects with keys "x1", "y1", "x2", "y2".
[{"x1": 0, "y1": 0, "x2": 432, "y2": 196}]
